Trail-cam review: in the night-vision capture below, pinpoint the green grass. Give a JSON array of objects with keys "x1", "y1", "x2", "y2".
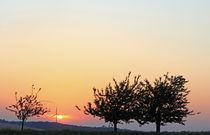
[{"x1": 0, "y1": 130, "x2": 209, "y2": 135}]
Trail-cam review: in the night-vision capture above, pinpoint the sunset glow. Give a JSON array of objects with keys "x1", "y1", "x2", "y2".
[
  {"x1": 0, "y1": 0, "x2": 210, "y2": 132},
  {"x1": 50, "y1": 115, "x2": 70, "y2": 120},
  {"x1": 57, "y1": 115, "x2": 63, "y2": 119}
]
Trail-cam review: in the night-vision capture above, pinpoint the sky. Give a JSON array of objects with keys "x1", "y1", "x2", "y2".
[{"x1": 0, "y1": 0, "x2": 210, "y2": 131}]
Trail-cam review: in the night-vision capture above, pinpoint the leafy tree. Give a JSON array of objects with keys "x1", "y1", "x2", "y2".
[
  {"x1": 76, "y1": 72, "x2": 141, "y2": 133},
  {"x1": 6, "y1": 85, "x2": 50, "y2": 131},
  {"x1": 134, "y1": 73, "x2": 196, "y2": 133}
]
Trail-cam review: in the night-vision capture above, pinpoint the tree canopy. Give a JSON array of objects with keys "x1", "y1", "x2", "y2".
[
  {"x1": 6, "y1": 85, "x2": 49, "y2": 131},
  {"x1": 134, "y1": 73, "x2": 195, "y2": 133},
  {"x1": 77, "y1": 72, "x2": 141, "y2": 133}
]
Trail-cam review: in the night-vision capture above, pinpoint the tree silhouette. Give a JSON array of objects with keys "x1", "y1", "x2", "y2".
[
  {"x1": 6, "y1": 85, "x2": 49, "y2": 131},
  {"x1": 134, "y1": 73, "x2": 195, "y2": 133},
  {"x1": 76, "y1": 72, "x2": 141, "y2": 133}
]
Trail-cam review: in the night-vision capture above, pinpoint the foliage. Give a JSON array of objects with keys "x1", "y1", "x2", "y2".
[
  {"x1": 6, "y1": 85, "x2": 49, "y2": 130},
  {"x1": 134, "y1": 73, "x2": 195, "y2": 133},
  {"x1": 77, "y1": 72, "x2": 141, "y2": 133}
]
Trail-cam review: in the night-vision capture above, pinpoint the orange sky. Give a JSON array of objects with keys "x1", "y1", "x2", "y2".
[{"x1": 0, "y1": 0, "x2": 210, "y2": 131}]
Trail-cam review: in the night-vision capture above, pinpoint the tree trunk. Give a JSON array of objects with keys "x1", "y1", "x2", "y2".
[
  {"x1": 113, "y1": 122, "x2": 117, "y2": 133},
  {"x1": 21, "y1": 119, "x2": 25, "y2": 131},
  {"x1": 156, "y1": 121, "x2": 160, "y2": 133}
]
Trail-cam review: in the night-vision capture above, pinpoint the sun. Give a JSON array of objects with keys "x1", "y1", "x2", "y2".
[
  {"x1": 57, "y1": 115, "x2": 63, "y2": 119},
  {"x1": 50, "y1": 114, "x2": 70, "y2": 121}
]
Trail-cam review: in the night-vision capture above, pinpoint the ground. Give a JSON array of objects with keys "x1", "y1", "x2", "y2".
[{"x1": 0, "y1": 130, "x2": 209, "y2": 135}]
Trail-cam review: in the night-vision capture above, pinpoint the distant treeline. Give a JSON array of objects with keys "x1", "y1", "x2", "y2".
[{"x1": 0, "y1": 130, "x2": 209, "y2": 135}]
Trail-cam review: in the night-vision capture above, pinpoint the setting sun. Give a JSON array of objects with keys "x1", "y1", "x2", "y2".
[
  {"x1": 51, "y1": 115, "x2": 70, "y2": 120},
  {"x1": 57, "y1": 115, "x2": 63, "y2": 120}
]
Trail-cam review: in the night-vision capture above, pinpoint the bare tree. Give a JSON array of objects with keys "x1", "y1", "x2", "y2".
[{"x1": 6, "y1": 85, "x2": 50, "y2": 131}]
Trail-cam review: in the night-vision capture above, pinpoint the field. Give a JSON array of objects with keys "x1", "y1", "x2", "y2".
[{"x1": 0, "y1": 130, "x2": 209, "y2": 135}]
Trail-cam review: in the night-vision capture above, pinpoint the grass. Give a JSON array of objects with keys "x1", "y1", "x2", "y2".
[{"x1": 0, "y1": 130, "x2": 209, "y2": 135}]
